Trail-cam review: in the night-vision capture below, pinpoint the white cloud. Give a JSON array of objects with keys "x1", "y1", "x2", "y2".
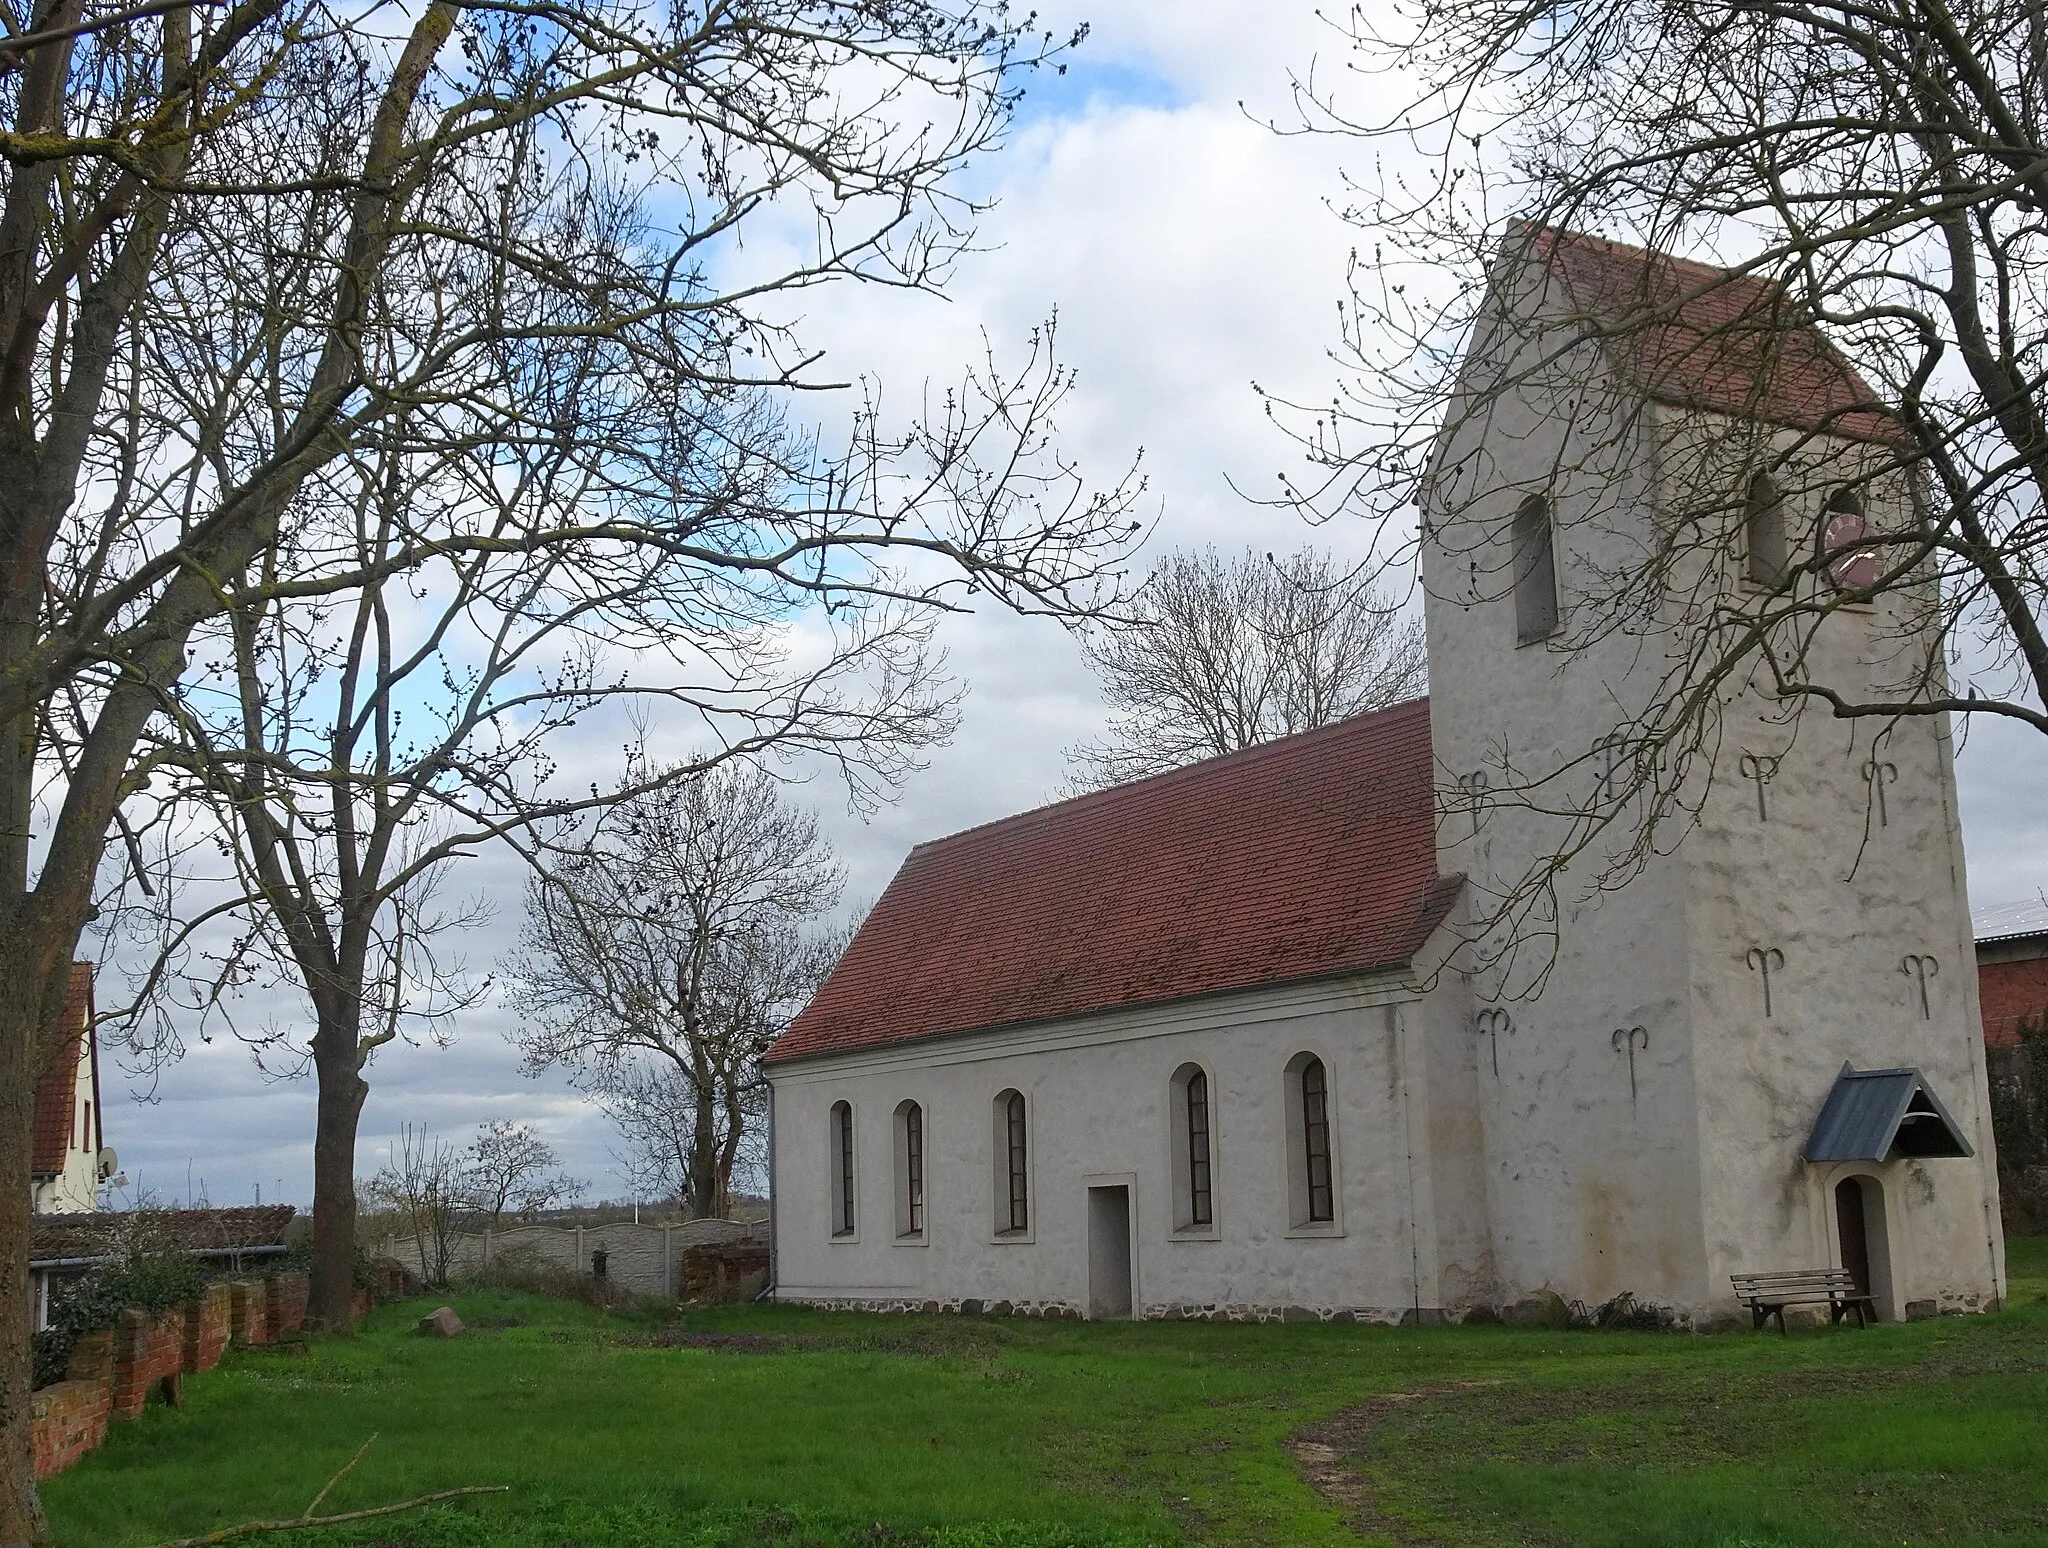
[{"x1": 105, "y1": 0, "x2": 2048, "y2": 1208}]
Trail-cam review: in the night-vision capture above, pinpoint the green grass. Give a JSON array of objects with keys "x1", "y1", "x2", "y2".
[{"x1": 40, "y1": 1234, "x2": 2048, "y2": 1548}]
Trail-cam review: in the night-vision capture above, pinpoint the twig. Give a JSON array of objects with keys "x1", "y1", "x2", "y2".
[
  {"x1": 143, "y1": 1487, "x2": 510, "y2": 1548},
  {"x1": 301, "y1": 1432, "x2": 377, "y2": 1519}
]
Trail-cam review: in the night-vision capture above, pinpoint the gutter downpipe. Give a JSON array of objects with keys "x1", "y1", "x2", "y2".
[{"x1": 755, "y1": 1070, "x2": 777, "y2": 1304}]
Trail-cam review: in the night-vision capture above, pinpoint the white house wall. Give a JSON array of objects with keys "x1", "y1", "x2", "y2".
[{"x1": 769, "y1": 976, "x2": 1454, "y2": 1321}]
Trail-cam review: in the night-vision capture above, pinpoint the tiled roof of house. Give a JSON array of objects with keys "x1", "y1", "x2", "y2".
[
  {"x1": 31, "y1": 1205, "x2": 297, "y2": 1264},
  {"x1": 768, "y1": 698, "x2": 1455, "y2": 1064},
  {"x1": 30, "y1": 963, "x2": 96, "y2": 1176},
  {"x1": 1521, "y1": 226, "x2": 1900, "y2": 444}
]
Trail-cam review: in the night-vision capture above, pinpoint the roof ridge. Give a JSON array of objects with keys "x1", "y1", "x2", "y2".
[{"x1": 906, "y1": 695, "x2": 1431, "y2": 857}]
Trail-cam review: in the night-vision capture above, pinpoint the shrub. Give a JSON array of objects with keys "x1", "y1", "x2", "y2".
[
  {"x1": 32, "y1": 1252, "x2": 204, "y2": 1389},
  {"x1": 461, "y1": 1250, "x2": 659, "y2": 1313}
]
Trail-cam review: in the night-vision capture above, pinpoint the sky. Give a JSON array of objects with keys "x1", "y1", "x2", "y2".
[{"x1": 99, "y1": 1, "x2": 2048, "y2": 1213}]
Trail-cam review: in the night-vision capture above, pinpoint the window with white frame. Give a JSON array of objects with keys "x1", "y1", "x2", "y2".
[
  {"x1": 1169, "y1": 1062, "x2": 1215, "y2": 1233},
  {"x1": 829, "y1": 1099, "x2": 855, "y2": 1237},
  {"x1": 1283, "y1": 1053, "x2": 1338, "y2": 1228},
  {"x1": 894, "y1": 1099, "x2": 925, "y2": 1239},
  {"x1": 993, "y1": 1089, "x2": 1029, "y2": 1235}
]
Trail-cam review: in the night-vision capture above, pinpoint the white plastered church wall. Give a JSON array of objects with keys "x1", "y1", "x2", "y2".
[{"x1": 769, "y1": 975, "x2": 1456, "y2": 1320}]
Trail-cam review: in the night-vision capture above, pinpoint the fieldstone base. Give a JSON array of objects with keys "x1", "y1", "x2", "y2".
[
  {"x1": 1142, "y1": 1303, "x2": 1420, "y2": 1325},
  {"x1": 777, "y1": 1295, "x2": 1084, "y2": 1318}
]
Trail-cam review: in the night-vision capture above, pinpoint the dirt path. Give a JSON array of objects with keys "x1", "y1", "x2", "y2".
[{"x1": 1286, "y1": 1383, "x2": 1501, "y2": 1546}]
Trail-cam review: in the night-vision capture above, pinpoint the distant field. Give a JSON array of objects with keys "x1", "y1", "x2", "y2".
[{"x1": 41, "y1": 1233, "x2": 2048, "y2": 1548}]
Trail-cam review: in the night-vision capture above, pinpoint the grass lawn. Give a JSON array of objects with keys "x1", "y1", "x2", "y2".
[{"x1": 40, "y1": 1233, "x2": 2048, "y2": 1548}]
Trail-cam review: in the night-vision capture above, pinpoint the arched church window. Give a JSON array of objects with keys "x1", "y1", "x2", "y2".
[
  {"x1": 1300, "y1": 1058, "x2": 1334, "y2": 1222},
  {"x1": 1283, "y1": 1052, "x2": 1339, "y2": 1228},
  {"x1": 994, "y1": 1089, "x2": 1029, "y2": 1234},
  {"x1": 829, "y1": 1100, "x2": 855, "y2": 1237},
  {"x1": 1512, "y1": 494, "x2": 1559, "y2": 644},
  {"x1": 1169, "y1": 1063, "x2": 1214, "y2": 1232},
  {"x1": 895, "y1": 1100, "x2": 924, "y2": 1239},
  {"x1": 1745, "y1": 472, "x2": 1789, "y2": 586},
  {"x1": 1820, "y1": 487, "x2": 1883, "y2": 592}
]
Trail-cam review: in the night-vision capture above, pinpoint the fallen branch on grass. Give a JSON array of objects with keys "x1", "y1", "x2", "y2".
[{"x1": 144, "y1": 1432, "x2": 509, "y2": 1547}]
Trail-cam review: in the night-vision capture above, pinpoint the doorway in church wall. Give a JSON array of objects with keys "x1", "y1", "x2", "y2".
[
  {"x1": 1087, "y1": 1184, "x2": 1134, "y2": 1320},
  {"x1": 1834, "y1": 1175, "x2": 1895, "y2": 1320}
]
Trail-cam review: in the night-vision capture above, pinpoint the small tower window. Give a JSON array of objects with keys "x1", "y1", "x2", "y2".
[
  {"x1": 1512, "y1": 494, "x2": 1559, "y2": 643},
  {"x1": 829, "y1": 1100, "x2": 855, "y2": 1237},
  {"x1": 1745, "y1": 472, "x2": 1789, "y2": 586},
  {"x1": 994, "y1": 1089, "x2": 1029, "y2": 1234}
]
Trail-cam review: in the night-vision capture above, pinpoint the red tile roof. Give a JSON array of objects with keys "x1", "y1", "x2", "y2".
[
  {"x1": 30, "y1": 963, "x2": 96, "y2": 1176},
  {"x1": 768, "y1": 699, "x2": 1455, "y2": 1064},
  {"x1": 1521, "y1": 226, "x2": 1900, "y2": 444},
  {"x1": 31, "y1": 1205, "x2": 296, "y2": 1262}
]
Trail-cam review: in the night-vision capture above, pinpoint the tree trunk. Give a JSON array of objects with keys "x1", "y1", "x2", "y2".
[
  {"x1": 308, "y1": 1012, "x2": 369, "y2": 1331},
  {"x1": 687, "y1": 1074, "x2": 722, "y2": 1219},
  {"x1": 0, "y1": 939, "x2": 76, "y2": 1548}
]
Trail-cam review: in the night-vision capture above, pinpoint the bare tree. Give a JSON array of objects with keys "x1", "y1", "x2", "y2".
[
  {"x1": 363, "y1": 1125, "x2": 466, "y2": 1288},
  {"x1": 461, "y1": 1122, "x2": 582, "y2": 1233},
  {"x1": 1066, "y1": 547, "x2": 1427, "y2": 789},
  {"x1": 504, "y1": 761, "x2": 843, "y2": 1219},
  {"x1": 0, "y1": 1, "x2": 1141, "y2": 1529},
  {"x1": 1258, "y1": 0, "x2": 2048, "y2": 973}
]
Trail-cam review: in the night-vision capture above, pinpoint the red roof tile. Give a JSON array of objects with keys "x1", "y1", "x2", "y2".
[
  {"x1": 768, "y1": 699, "x2": 1453, "y2": 1064},
  {"x1": 30, "y1": 963, "x2": 95, "y2": 1176},
  {"x1": 1521, "y1": 227, "x2": 1901, "y2": 444}
]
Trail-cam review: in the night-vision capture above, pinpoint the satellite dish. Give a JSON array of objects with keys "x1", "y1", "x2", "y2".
[{"x1": 96, "y1": 1147, "x2": 118, "y2": 1181}]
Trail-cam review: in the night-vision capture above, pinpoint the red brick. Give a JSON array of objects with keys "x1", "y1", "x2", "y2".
[
  {"x1": 265, "y1": 1271, "x2": 309, "y2": 1334},
  {"x1": 110, "y1": 1307, "x2": 184, "y2": 1419},
  {"x1": 228, "y1": 1279, "x2": 269, "y2": 1348},
  {"x1": 183, "y1": 1282, "x2": 231, "y2": 1373},
  {"x1": 1981, "y1": 956, "x2": 2048, "y2": 1048},
  {"x1": 31, "y1": 1379, "x2": 109, "y2": 1479}
]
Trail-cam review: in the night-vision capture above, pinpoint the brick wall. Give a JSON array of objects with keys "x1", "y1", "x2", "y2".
[
  {"x1": 229, "y1": 1279, "x2": 269, "y2": 1347},
  {"x1": 183, "y1": 1282, "x2": 231, "y2": 1373},
  {"x1": 30, "y1": 1381, "x2": 109, "y2": 1480},
  {"x1": 111, "y1": 1307, "x2": 185, "y2": 1420},
  {"x1": 33, "y1": 1269, "x2": 344, "y2": 1479},
  {"x1": 1982, "y1": 955, "x2": 2048, "y2": 1047},
  {"x1": 265, "y1": 1271, "x2": 309, "y2": 1335},
  {"x1": 64, "y1": 1328, "x2": 112, "y2": 1386},
  {"x1": 680, "y1": 1242, "x2": 770, "y2": 1303}
]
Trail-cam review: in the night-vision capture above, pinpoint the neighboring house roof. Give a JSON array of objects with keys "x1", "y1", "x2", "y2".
[
  {"x1": 1804, "y1": 1065, "x2": 1973, "y2": 1164},
  {"x1": 31, "y1": 1205, "x2": 297, "y2": 1264},
  {"x1": 1517, "y1": 226, "x2": 1900, "y2": 445},
  {"x1": 768, "y1": 698, "x2": 1456, "y2": 1065},
  {"x1": 30, "y1": 963, "x2": 98, "y2": 1177},
  {"x1": 1973, "y1": 897, "x2": 2048, "y2": 947}
]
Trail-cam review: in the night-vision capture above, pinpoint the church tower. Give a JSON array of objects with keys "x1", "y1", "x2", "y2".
[{"x1": 1420, "y1": 228, "x2": 2004, "y2": 1321}]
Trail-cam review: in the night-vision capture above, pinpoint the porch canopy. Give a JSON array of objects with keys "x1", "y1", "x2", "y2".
[{"x1": 1804, "y1": 1064, "x2": 1974, "y2": 1163}]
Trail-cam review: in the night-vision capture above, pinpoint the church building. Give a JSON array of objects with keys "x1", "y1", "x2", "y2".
[{"x1": 762, "y1": 229, "x2": 2006, "y2": 1326}]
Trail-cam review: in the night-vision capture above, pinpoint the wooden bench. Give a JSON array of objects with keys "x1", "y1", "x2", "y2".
[{"x1": 1730, "y1": 1270, "x2": 1874, "y2": 1333}]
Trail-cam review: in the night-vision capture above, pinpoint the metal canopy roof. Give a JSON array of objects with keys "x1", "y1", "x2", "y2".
[
  {"x1": 1804, "y1": 1065, "x2": 1974, "y2": 1163},
  {"x1": 1973, "y1": 897, "x2": 2048, "y2": 945}
]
